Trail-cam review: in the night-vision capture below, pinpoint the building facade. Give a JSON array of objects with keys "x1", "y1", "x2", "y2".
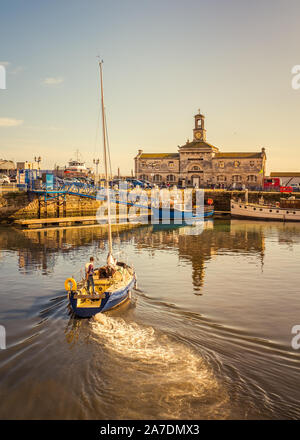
[{"x1": 134, "y1": 111, "x2": 266, "y2": 188}]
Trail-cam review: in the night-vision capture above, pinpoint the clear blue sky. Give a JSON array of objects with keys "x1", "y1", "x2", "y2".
[{"x1": 1, "y1": 0, "x2": 300, "y2": 174}]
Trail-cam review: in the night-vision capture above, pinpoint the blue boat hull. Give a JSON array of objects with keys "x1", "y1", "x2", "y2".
[
  {"x1": 152, "y1": 207, "x2": 214, "y2": 221},
  {"x1": 69, "y1": 273, "x2": 136, "y2": 318}
]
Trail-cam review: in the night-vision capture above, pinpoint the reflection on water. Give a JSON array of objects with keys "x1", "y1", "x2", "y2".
[
  {"x1": 135, "y1": 220, "x2": 266, "y2": 292},
  {"x1": 0, "y1": 220, "x2": 300, "y2": 419}
]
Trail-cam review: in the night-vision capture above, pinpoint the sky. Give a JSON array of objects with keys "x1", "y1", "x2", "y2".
[{"x1": 0, "y1": 0, "x2": 300, "y2": 175}]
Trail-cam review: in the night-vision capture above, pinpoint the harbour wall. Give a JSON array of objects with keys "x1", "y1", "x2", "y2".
[
  {"x1": 0, "y1": 192, "x2": 102, "y2": 223},
  {"x1": 1, "y1": 190, "x2": 300, "y2": 223}
]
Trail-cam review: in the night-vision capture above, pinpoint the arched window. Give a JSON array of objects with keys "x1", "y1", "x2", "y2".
[
  {"x1": 166, "y1": 174, "x2": 176, "y2": 182},
  {"x1": 139, "y1": 174, "x2": 147, "y2": 180},
  {"x1": 217, "y1": 175, "x2": 226, "y2": 182},
  {"x1": 232, "y1": 175, "x2": 242, "y2": 182},
  {"x1": 191, "y1": 165, "x2": 200, "y2": 171},
  {"x1": 218, "y1": 161, "x2": 225, "y2": 168},
  {"x1": 153, "y1": 174, "x2": 162, "y2": 183},
  {"x1": 247, "y1": 175, "x2": 257, "y2": 182}
]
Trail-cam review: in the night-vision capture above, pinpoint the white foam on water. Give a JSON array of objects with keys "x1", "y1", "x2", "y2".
[{"x1": 91, "y1": 314, "x2": 230, "y2": 419}]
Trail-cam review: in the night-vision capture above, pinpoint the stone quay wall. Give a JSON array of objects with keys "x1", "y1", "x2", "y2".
[
  {"x1": 1, "y1": 190, "x2": 300, "y2": 223},
  {"x1": 0, "y1": 192, "x2": 102, "y2": 223}
]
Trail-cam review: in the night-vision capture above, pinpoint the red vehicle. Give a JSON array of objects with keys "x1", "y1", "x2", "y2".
[
  {"x1": 264, "y1": 177, "x2": 280, "y2": 189},
  {"x1": 280, "y1": 186, "x2": 293, "y2": 193}
]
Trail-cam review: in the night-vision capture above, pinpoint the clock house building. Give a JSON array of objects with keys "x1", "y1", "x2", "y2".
[{"x1": 134, "y1": 111, "x2": 266, "y2": 188}]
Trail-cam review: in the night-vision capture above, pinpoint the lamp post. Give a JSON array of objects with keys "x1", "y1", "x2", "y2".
[
  {"x1": 34, "y1": 156, "x2": 42, "y2": 170},
  {"x1": 93, "y1": 158, "x2": 100, "y2": 184}
]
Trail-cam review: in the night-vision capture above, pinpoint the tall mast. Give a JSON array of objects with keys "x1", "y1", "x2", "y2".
[{"x1": 99, "y1": 60, "x2": 113, "y2": 255}]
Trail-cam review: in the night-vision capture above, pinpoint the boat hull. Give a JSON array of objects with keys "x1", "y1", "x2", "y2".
[
  {"x1": 152, "y1": 207, "x2": 214, "y2": 221},
  {"x1": 68, "y1": 272, "x2": 136, "y2": 318},
  {"x1": 231, "y1": 200, "x2": 300, "y2": 222}
]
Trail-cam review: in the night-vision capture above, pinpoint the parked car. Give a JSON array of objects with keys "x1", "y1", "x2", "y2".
[
  {"x1": 290, "y1": 184, "x2": 300, "y2": 192},
  {"x1": 0, "y1": 174, "x2": 10, "y2": 184},
  {"x1": 125, "y1": 178, "x2": 151, "y2": 189}
]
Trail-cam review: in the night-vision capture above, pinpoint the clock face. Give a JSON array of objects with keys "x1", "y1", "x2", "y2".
[{"x1": 195, "y1": 131, "x2": 202, "y2": 140}]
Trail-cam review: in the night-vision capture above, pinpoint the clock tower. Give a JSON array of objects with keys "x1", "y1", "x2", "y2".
[{"x1": 193, "y1": 110, "x2": 206, "y2": 142}]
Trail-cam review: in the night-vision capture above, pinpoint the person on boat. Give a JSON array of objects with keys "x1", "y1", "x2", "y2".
[{"x1": 85, "y1": 257, "x2": 96, "y2": 295}]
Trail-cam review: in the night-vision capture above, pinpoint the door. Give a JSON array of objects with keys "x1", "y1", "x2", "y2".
[{"x1": 192, "y1": 176, "x2": 200, "y2": 187}]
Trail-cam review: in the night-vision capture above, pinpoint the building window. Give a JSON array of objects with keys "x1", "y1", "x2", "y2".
[
  {"x1": 153, "y1": 174, "x2": 162, "y2": 183},
  {"x1": 232, "y1": 175, "x2": 242, "y2": 182},
  {"x1": 141, "y1": 161, "x2": 146, "y2": 168},
  {"x1": 191, "y1": 165, "x2": 200, "y2": 171},
  {"x1": 166, "y1": 174, "x2": 176, "y2": 182},
  {"x1": 148, "y1": 161, "x2": 160, "y2": 170},
  {"x1": 168, "y1": 161, "x2": 174, "y2": 168},
  {"x1": 217, "y1": 175, "x2": 226, "y2": 182},
  {"x1": 247, "y1": 175, "x2": 257, "y2": 182},
  {"x1": 219, "y1": 161, "x2": 224, "y2": 168},
  {"x1": 139, "y1": 174, "x2": 147, "y2": 180},
  {"x1": 250, "y1": 161, "x2": 255, "y2": 167},
  {"x1": 234, "y1": 161, "x2": 240, "y2": 168}
]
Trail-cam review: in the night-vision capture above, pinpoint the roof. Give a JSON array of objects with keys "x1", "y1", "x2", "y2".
[
  {"x1": 139, "y1": 153, "x2": 179, "y2": 159},
  {"x1": 0, "y1": 160, "x2": 15, "y2": 170},
  {"x1": 179, "y1": 141, "x2": 219, "y2": 152},
  {"x1": 215, "y1": 152, "x2": 263, "y2": 159},
  {"x1": 270, "y1": 172, "x2": 300, "y2": 177}
]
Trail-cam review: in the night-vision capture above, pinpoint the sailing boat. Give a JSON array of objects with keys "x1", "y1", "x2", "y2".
[{"x1": 64, "y1": 61, "x2": 136, "y2": 318}]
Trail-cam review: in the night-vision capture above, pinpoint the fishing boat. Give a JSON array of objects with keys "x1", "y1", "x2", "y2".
[
  {"x1": 64, "y1": 61, "x2": 136, "y2": 318},
  {"x1": 231, "y1": 191, "x2": 300, "y2": 221}
]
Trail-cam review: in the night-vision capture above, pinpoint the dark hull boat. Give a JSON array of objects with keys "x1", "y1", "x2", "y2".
[
  {"x1": 66, "y1": 264, "x2": 136, "y2": 318},
  {"x1": 152, "y1": 205, "x2": 214, "y2": 222}
]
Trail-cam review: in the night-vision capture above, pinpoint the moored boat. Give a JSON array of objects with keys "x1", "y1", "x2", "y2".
[
  {"x1": 231, "y1": 194, "x2": 300, "y2": 221},
  {"x1": 151, "y1": 204, "x2": 214, "y2": 221}
]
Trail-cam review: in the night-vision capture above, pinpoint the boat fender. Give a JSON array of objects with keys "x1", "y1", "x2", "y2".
[{"x1": 64, "y1": 278, "x2": 77, "y2": 292}]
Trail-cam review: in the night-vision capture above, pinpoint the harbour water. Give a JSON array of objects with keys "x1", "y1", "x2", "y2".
[{"x1": 0, "y1": 220, "x2": 299, "y2": 419}]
